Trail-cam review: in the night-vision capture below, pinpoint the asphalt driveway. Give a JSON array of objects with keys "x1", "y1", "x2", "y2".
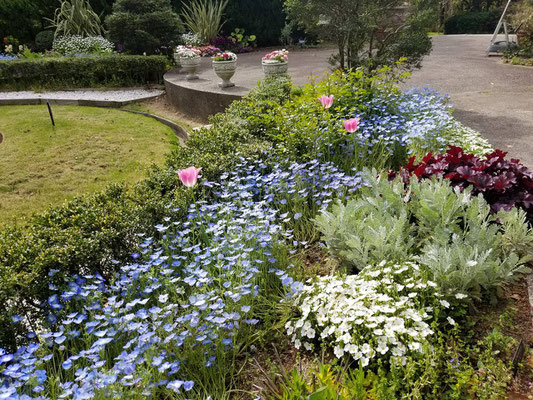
[{"x1": 404, "y1": 34, "x2": 533, "y2": 167}]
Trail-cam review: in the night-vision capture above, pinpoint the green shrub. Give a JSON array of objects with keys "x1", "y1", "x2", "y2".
[
  {"x1": 0, "y1": 55, "x2": 167, "y2": 90},
  {"x1": 224, "y1": 0, "x2": 285, "y2": 46},
  {"x1": 444, "y1": 10, "x2": 501, "y2": 34},
  {"x1": 0, "y1": 185, "x2": 140, "y2": 349},
  {"x1": 34, "y1": 30, "x2": 54, "y2": 52},
  {"x1": 315, "y1": 171, "x2": 532, "y2": 295},
  {"x1": 106, "y1": 0, "x2": 184, "y2": 55}
]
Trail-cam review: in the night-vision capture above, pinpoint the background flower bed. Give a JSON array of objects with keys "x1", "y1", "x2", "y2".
[{"x1": 0, "y1": 55, "x2": 168, "y2": 90}]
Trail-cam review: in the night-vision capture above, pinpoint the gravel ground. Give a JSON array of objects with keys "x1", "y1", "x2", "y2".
[{"x1": 0, "y1": 89, "x2": 164, "y2": 102}]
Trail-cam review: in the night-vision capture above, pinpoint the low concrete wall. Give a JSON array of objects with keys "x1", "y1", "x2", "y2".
[{"x1": 164, "y1": 77, "x2": 244, "y2": 123}]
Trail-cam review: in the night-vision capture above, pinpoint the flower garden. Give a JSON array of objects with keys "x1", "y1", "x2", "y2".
[{"x1": 1, "y1": 65, "x2": 532, "y2": 399}]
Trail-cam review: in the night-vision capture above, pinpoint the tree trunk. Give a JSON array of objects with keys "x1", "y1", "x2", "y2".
[{"x1": 338, "y1": 35, "x2": 346, "y2": 70}]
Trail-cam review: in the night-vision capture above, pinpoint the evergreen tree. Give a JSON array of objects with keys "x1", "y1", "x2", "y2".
[{"x1": 106, "y1": 0, "x2": 183, "y2": 54}]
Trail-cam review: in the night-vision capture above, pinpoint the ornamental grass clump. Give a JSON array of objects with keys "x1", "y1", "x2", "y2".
[{"x1": 286, "y1": 261, "x2": 451, "y2": 367}]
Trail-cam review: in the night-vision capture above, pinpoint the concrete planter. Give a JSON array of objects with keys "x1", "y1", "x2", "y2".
[
  {"x1": 262, "y1": 61, "x2": 288, "y2": 76},
  {"x1": 173, "y1": 53, "x2": 181, "y2": 69},
  {"x1": 212, "y1": 59, "x2": 237, "y2": 88},
  {"x1": 180, "y1": 56, "x2": 201, "y2": 80}
]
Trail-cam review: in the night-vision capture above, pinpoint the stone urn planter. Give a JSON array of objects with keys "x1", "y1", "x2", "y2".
[
  {"x1": 262, "y1": 61, "x2": 288, "y2": 76},
  {"x1": 212, "y1": 59, "x2": 237, "y2": 88},
  {"x1": 179, "y1": 55, "x2": 201, "y2": 80},
  {"x1": 173, "y1": 52, "x2": 181, "y2": 69},
  {"x1": 261, "y1": 50, "x2": 289, "y2": 76}
]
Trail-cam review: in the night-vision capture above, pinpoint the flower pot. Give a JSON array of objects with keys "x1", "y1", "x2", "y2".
[
  {"x1": 180, "y1": 56, "x2": 201, "y2": 80},
  {"x1": 212, "y1": 59, "x2": 237, "y2": 88},
  {"x1": 262, "y1": 61, "x2": 288, "y2": 76},
  {"x1": 173, "y1": 53, "x2": 181, "y2": 69}
]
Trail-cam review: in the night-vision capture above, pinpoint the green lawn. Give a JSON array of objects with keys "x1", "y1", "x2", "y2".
[{"x1": 0, "y1": 105, "x2": 178, "y2": 225}]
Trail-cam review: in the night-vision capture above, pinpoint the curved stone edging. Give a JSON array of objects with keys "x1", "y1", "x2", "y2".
[
  {"x1": 121, "y1": 109, "x2": 189, "y2": 143},
  {"x1": 164, "y1": 69, "x2": 246, "y2": 123}
]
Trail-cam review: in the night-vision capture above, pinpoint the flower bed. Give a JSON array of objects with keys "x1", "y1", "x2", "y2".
[{"x1": 1, "y1": 67, "x2": 532, "y2": 399}]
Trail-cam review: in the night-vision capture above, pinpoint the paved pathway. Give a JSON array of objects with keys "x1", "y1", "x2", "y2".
[
  {"x1": 404, "y1": 34, "x2": 533, "y2": 167},
  {"x1": 164, "y1": 47, "x2": 334, "y2": 98},
  {"x1": 0, "y1": 89, "x2": 164, "y2": 106}
]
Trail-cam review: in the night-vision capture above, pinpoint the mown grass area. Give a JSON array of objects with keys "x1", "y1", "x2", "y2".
[{"x1": 0, "y1": 105, "x2": 179, "y2": 225}]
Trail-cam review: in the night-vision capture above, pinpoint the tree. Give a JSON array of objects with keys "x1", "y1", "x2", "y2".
[
  {"x1": 105, "y1": 0, "x2": 184, "y2": 54},
  {"x1": 0, "y1": 0, "x2": 40, "y2": 42},
  {"x1": 284, "y1": 0, "x2": 432, "y2": 70}
]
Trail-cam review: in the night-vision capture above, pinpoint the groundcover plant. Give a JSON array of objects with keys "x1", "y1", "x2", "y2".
[{"x1": 0, "y1": 157, "x2": 363, "y2": 399}]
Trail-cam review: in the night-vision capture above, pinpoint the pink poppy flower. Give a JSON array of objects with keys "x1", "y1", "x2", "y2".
[
  {"x1": 343, "y1": 118, "x2": 360, "y2": 133},
  {"x1": 318, "y1": 95, "x2": 334, "y2": 109},
  {"x1": 177, "y1": 166, "x2": 202, "y2": 188}
]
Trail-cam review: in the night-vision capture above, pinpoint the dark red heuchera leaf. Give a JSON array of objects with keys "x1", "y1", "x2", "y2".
[{"x1": 389, "y1": 146, "x2": 533, "y2": 219}]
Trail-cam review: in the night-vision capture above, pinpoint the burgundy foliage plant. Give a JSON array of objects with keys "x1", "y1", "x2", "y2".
[{"x1": 390, "y1": 146, "x2": 533, "y2": 216}]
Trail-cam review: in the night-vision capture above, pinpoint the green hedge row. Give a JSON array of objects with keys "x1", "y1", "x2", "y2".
[
  {"x1": 0, "y1": 55, "x2": 168, "y2": 90},
  {"x1": 444, "y1": 10, "x2": 501, "y2": 34}
]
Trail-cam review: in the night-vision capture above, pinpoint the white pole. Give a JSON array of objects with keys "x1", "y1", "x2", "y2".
[{"x1": 487, "y1": 0, "x2": 513, "y2": 54}]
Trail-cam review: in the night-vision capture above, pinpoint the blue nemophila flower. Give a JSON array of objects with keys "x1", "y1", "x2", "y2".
[
  {"x1": 11, "y1": 315, "x2": 22, "y2": 323},
  {"x1": 2, "y1": 153, "x2": 365, "y2": 398}
]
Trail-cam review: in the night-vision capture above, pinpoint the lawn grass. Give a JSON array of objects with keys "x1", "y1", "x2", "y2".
[{"x1": 0, "y1": 105, "x2": 179, "y2": 225}]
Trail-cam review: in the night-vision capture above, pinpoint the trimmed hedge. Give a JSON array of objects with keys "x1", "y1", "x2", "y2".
[
  {"x1": 444, "y1": 10, "x2": 501, "y2": 34},
  {"x1": 0, "y1": 55, "x2": 168, "y2": 90}
]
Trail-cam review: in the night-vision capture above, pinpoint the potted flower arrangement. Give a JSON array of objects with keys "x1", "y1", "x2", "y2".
[
  {"x1": 177, "y1": 47, "x2": 202, "y2": 80},
  {"x1": 173, "y1": 45, "x2": 187, "y2": 68},
  {"x1": 261, "y1": 49, "x2": 289, "y2": 76},
  {"x1": 212, "y1": 51, "x2": 237, "y2": 88}
]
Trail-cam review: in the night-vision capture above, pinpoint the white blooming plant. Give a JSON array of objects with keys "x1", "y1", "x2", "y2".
[
  {"x1": 52, "y1": 35, "x2": 114, "y2": 55},
  {"x1": 286, "y1": 261, "x2": 461, "y2": 366},
  {"x1": 177, "y1": 48, "x2": 201, "y2": 58}
]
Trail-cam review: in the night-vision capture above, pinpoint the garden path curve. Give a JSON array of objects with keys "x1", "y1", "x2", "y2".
[{"x1": 404, "y1": 34, "x2": 533, "y2": 167}]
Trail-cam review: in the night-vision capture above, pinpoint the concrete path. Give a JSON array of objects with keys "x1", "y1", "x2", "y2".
[
  {"x1": 0, "y1": 89, "x2": 164, "y2": 107},
  {"x1": 404, "y1": 34, "x2": 533, "y2": 167}
]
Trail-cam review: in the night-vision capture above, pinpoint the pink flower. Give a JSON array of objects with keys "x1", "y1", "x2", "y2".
[
  {"x1": 318, "y1": 95, "x2": 334, "y2": 109},
  {"x1": 177, "y1": 166, "x2": 202, "y2": 188},
  {"x1": 343, "y1": 118, "x2": 360, "y2": 133}
]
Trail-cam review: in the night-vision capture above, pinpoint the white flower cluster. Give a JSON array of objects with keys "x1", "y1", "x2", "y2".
[
  {"x1": 448, "y1": 123, "x2": 493, "y2": 157},
  {"x1": 286, "y1": 261, "x2": 451, "y2": 367},
  {"x1": 181, "y1": 32, "x2": 203, "y2": 46},
  {"x1": 176, "y1": 47, "x2": 201, "y2": 58},
  {"x1": 52, "y1": 35, "x2": 114, "y2": 55}
]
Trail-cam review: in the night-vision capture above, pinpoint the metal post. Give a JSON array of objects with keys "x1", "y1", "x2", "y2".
[{"x1": 46, "y1": 102, "x2": 55, "y2": 127}]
